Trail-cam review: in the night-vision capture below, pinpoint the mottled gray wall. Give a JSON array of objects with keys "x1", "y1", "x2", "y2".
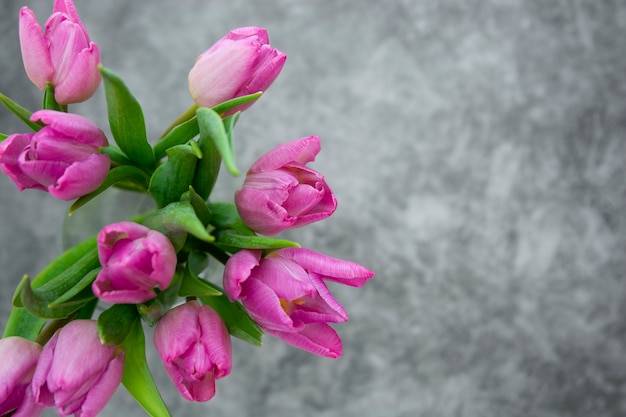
[{"x1": 2, "y1": 1, "x2": 626, "y2": 416}]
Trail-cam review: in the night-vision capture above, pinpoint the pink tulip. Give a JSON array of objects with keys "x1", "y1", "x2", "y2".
[
  {"x1": 154, "y1": 301, "x2": 232, "y2": 402},
  {"x1": 0, "y1": 110, "x2": 110, "y2": 201},
  {"x1": 0, "y1": 337, "x2": 44, "y2": 417},
  {"x1": 31, "y1": 320, "x2": 124, "y2": 417},
  {"x1": 93, "y1": 222, "x2": 177, "y2": 304},
  {"x1": 188, "y1": 26, "x2": 286, "y2": 115},
  {"x1": 19, "y1": 0, "x2": 101, "y2": 104},
  {"x1": 223, "y1": 248, "x2": 374, "y2": 358},
  {"x1": 235, "y1": 136, "x2": 337, "y2": 235}
]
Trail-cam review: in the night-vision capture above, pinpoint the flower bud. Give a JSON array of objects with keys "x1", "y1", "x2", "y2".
[
  {"x1": 31, "y1": 320, "x2": 124, "y2": 417},
  {"x1": 188, "y1": 26, "x2": 286, "y2": 115},
  {"x1": 154, "y1": 301, "x2": 232, "y2": 402},
  {"x1": 235, "y1": 136, "x2": 337, "y2": 235},
  {"x1": 19, "y1": 0, "x2": 101, "y2": 104},
  {"x1": 93, "y1": 222, "x2": 177, "y2": 304},
  {"x1": 0, "y1": 337, "x2": 44, "y2": 417},
  {"x1": 0, "y1": 110, "x2": 110, "y2": 201},
  {"x1": 223, "y1": 248, "x2": 374, "y2": 358}
]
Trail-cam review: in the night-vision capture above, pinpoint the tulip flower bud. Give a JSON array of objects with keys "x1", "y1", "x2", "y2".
[
  {"x1": 31, "y1": 320, "x2": 124, "y2": 417},
  {"x1": 235, "y1": 136, "x2": 337, "y2": 235},
  {"x1": 19, "y1": 0, "x2": 101, "y2": 104},
  {"x1": 0, "y1": 110, "x2": 110, "y2": 201},
  {"x1": 188, "y1": 26, "x2": 286, "y2": 115},
  {"x1": 0, "y1": 337, "x2": 44, "y2": 417},
  {"x1": 154, "y1": 301, "x2": 232, "y2": 402},
  {"x1": 93, "y1": 222, "x2": 177, "y2": 304},
  {"x1": 223, "y1": 248, "x2": 374, "y2": 358}
]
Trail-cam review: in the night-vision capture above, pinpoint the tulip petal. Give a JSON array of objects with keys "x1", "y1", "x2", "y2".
[
  {"x1": 48, "y1": 153, "x2": 110, "y2": 200},
  {"x1": 47, "y1": 19, "x2": 89, "y2": 86},
  {"x1": 54, "y1": 42, "x2": 101, "y2": 104},
  {"x1": 77, "y1": 350, "x2": 124, "y2": 417},
  {"x1": 234, "y1": 188, "x2": 295, "y2": 236},
  {"x1": 189, "y1": 38, "x2": 259, "y2": 108},
  {"x1": 223, "y1": 249, "x2": 262, "y2": 300},
  {"x1": 0, "y1": 134, "x2": 45, "y2": 191},
  {"x1": 276, "y1": 248, "x2": 375, "y2": 287},
  {"x1": 19, "y1": 7, "x2": 53, "y2": 91},
  {"x1": 10, "y1": 386, "x2": 45, "y2": 417},
  {"x1": 240, "y1": 278, "x2": 297, "y2": 332},
  {"x1": 248, "y1": 136, "x2": 321, "y2": 173},
  {"x1": 252, "y1": 255, "x2": 315, "y2": 300},
  {"x1": 267, "y1": 323, "x2": 342, "y2": 359},
  {"x1": 31, "y1": 111, "x2": 108, "y2": 147}
]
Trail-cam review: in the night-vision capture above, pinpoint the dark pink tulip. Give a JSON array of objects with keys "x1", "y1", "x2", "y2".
[
  {"x1": 235, "y1": 136, "x2": 337, "y2": 235},
  {"x1": 0, "y1": 110, "x2": 110, "y2": 201},
  {"x1": 93, "y1": 222, "x2": 177, "y2": 304},
  {"x1": 0, "y1": 337, "x2": 44, "y2": 417},
  {"x1": 188, "y1": 26, "x2": 286, "y2": 115},
  {"x1": 31, "y1": 320, "x2": 124, "y2": 417},
  {"x1": 19, "y1": 0, "x2": 101, "y2": 104},
  {"x1": 154, "y1": 301, "x2": 232, "y2": 402},
  {"x1": 223, "y1": 248, "x2": 374, "y2": 358}
]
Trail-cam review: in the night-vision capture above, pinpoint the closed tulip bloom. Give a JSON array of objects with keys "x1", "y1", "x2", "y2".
[
  {"x1": 154, "y1": 301, "x2": 232, "y2": 402},
  {"x1": 0, "y1": 110, "x2": 110, "y2": 201},
  {"x1": 188, "y1": 26, "x2": 286, "y2": 115},
  {"x1": 93, "y1": 222, "x2": 177, "y2": 304},
  {"x1": 223, "y1": 248, "x2": 375, "y2": 358},
  {"x1": 235, "y1": 136, "x2": 337, "y2": 235},
  {"x1": 31, "y1": 320, "x2": 124, "y2": 417},
  {"x1": 0, "y1": 337, "x2": 44, "y2": 417},
  {"x1": 19, "y1": 0, "x2": 101, "y2": 104}
]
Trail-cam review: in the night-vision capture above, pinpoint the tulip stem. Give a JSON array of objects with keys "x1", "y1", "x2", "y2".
[{"x1": 158, "y1": 104, "x2": 198, "y2": 140}]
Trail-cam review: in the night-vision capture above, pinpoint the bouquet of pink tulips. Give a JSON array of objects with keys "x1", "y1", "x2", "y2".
[{"x1": 0, "y1": 1, "x2": 374, "y2": 417}]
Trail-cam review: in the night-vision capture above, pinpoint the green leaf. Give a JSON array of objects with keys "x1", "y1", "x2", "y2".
[
  {"x1": 0, "y1": 133, "x2": 7, "y2": 141},
  {"x1": 19, "y1": 239, "x2": 100, "y2": 318},
  {"x1": 212, "y1": 91, "x2": 262, "y2": 115},
  {"x1": 2, "y1": 306, "x2": 46, "y2": 340},
  {"x1": 0, "y1": 92, "x2": 42, "y2": 131},
  {"x1": 42, "y1": 83, "x2": 64, "y2": 111},
  {"x1": 149, "y1": 144, "x2": 200, "y2": 208},
  {"x1": 153, "y1": 116, "x2": 199, "y2": 161},
  {"x1": 31, "y1": 237, "x2": 97, "y2": 288},
  {"x1": 200, "y1": 288, "x2": 264, "y2": 346},
  {"x1": 215, "y1": 230, "x2": 300, "y2": 250},
  {"x1": 196, "y1": 106, "x2": 239, "y2": 176},
  {"x1": 142, "y1": 201, "x2": 214, "y2": 250},
  {"x1": 180, "y1": 186, "x2": 211, "y2": 226},
  {"x1": 121, "y1": 318, "x2": 172, "y2": 417},
  {"x1": 207, "y1": 202, "x2": 255, "y2": 236},
  {"x1": 178, "y1": 260, "x2": 222, "y2": 297},
  {"x1": 48, "y1": 267, "x2": 99, "y2": 307},
  {"x1": 191, "y1": 117, "x2": 220, "y2": 201},
  {"x1": 69, "y1": 166, "x2": 151, "y2": 215},
  {"x1": 100, "y1": 65, "x2": 155, "y2": 167},
  {"x1": 98, "y1": 304, "x2": 138, "y2": 345},
  {"x1": 101, "y1": 146, "x2": 134, "y2": 166}
]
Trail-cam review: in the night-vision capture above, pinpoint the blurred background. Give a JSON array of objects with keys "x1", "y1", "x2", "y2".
[{"x1": 1, "y1": 1, "x2": 626, "y2": 416}]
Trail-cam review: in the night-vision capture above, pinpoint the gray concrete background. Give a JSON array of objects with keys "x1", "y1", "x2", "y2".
[{"x1": 2, "y1": 1, "x2": 626, "y2": 416}]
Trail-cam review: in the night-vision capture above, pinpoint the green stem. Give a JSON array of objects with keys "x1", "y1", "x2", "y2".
[{"x1": 158, "y1": 104, "x2": 198, "y2": 140}]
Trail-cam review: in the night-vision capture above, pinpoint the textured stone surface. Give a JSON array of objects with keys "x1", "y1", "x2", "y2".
[{"x1": 1, "y1": 1, "x2": 626, "y2": 416}]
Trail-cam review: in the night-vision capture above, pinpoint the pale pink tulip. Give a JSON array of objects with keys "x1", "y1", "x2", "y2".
[
  {"x1": 0, "y1": 110, "x2": 110, "y2": 200},
  {"x1": 235, "y1": 136, "x2": 337, "y2": 235},
  {"x1": 19, "y1": 0, "x2": 101, "y2": 104},
  {"x1": 93, "y1": 222, "x2": 177, "y2": 304},
  {"x1": 188, "y1": 26, "x2": 286, "y2": 115},
  {"x1": 0, "y1": 337, "x2": 44, "y2": 417},
  {"x1": 154, "y1": 301, "x2": 232, "y2": 402},
  {"x1": 223, "y1": 248, "x2": 374, "y2": 358},
  {"x1": 31, "y1": 320, "x2": 124, "y2": 417}
]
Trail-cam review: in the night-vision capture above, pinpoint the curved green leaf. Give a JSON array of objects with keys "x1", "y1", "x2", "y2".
[
  {"x1": 196, "y1": 106, "x2": 239, "y2": 176},
  {"x1": 100, "y1": 65, "x2": 155, "y2": 167},
  {"x1": 0, "y1": 92, "x2": 42, "y2": 131},
  {"x1": 122, "y1": 318, "x2": 172, "y2": 417},
  {"x1": 149, "y1": 144, "x2": 200, "y2": 208},
  {"x1": 153, "y1": 116, "x2": 199, "y2": 160},
  {"x1": 212, "y1": 91, "x2": 262, "y2": 115}
]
